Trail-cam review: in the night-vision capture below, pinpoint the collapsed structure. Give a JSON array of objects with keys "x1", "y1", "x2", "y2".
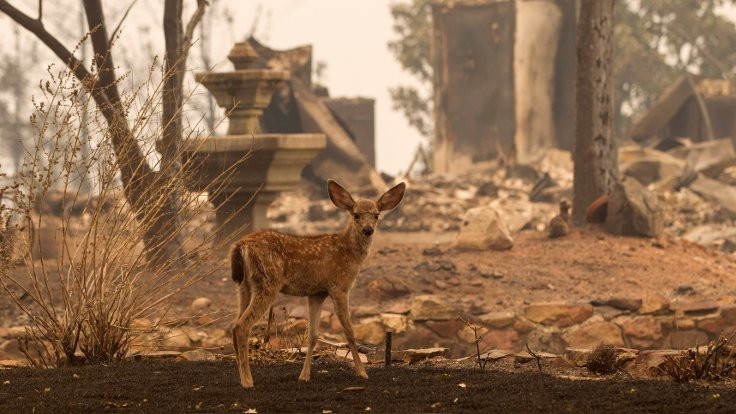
[
  {"x1": 248, "y1": 38, "x2": 385, "y2": 194},
  {"x1": 431, "y1": 0, "x2": 576, "y2": 172},
  {"x1": 627, "y1": 77, "x2": 736, "y2": 147}
]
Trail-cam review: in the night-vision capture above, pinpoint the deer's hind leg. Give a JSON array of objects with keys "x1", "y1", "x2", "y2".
[
  {"x1": 232, "y1": 280, "x2": 251, "y2": 358},
  {"x1": 232, "y1": 280, "x2": 277, "y2": 389},
  {"x1": 299, "y1": 292, "x2": 328, "y2": 382}
]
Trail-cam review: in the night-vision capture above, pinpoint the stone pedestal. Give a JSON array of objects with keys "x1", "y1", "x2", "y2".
[
  {"x1": 209, "y1": 191, "x2": 277, "y2": 241},
  {"x1": 183, "y1": 134, "x2": 325, "y2": 242},
  {"x1": 187, "y1": 42, "x2": 326, "y2": 241}
]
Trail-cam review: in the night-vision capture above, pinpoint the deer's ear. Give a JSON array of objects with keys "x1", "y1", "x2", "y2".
[
  {"x1": 377, "y1": 182, "x2": 406, "y2": 212},
  {"x1": 327, "y1": 179, "x2": 355, "y2": 210}
]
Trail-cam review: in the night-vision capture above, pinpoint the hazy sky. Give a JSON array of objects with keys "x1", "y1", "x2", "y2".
[
  {"x1": 5, "y1": 1, "x2": 736, "y2": 176},
  {"x1": 0, "y1": 0, "x2": 424, "y2": 176}
]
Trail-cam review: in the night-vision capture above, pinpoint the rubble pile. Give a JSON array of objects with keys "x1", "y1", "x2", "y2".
[
  {"x1": 269, "y1": 148, "x2": 571, "y2": 237},
  {"x1": 644, "y1": 138, "x2": 736, "y2": 253},
  {"x1": 269, "y1": 141, "x2": 736, "y2": 254}
]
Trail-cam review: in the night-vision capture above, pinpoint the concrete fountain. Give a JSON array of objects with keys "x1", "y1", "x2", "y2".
[{"x1": 184, "y1": 42, "x2": 325, "y2": 242}]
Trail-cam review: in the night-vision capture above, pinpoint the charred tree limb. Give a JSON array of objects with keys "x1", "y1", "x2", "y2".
[
  {"x1": 0, "y1": 1, "x2": 91, "y2": 91},
  {"x1": 183, "y1": 0, "x2": 207, "y2": 50}
]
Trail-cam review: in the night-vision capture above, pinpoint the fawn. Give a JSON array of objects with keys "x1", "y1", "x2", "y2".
[{"x1": 230, "y1": 179, "x2": 406, "y2": 388}]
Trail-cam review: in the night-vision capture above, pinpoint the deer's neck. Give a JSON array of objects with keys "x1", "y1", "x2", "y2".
[{"x1": 341, "y1": 220, "x2": 372, "y2": 260}]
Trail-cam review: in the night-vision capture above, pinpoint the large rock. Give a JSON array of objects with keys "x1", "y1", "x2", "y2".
[
  {"x1": 379, "y1": 313, "x2": 412, "y2": 334},
  {"x1": 0, "y1": 359, "x2": 28, "y2": 367},
  {"x1": 619, "y1": 316, "x2": 662, "y2": 348},
  {"x1": 562, "y1": 321, "x2": 624, "y2": 348},
  {"x1": 410, "y1": 295, "x2": 457, "y2": 321},
  {"x1": 605, "y1": 178, "x2": 664, "y2": 237},
  {"x1": 457, "y1": 325, "x2": 488, "y2": 344},
  {"x1": 454, "y1": 207, "x2": 513, "y2": 251},
  {"x1": 190, "y1": 297, "x2": 212, "y2": 311},
  {"x1": 564, "y1": 348, "x2": 593, "y2": 367},
  {"x1": 667, "y1": 330, "x2": 710, "y2": 349},
  {"x1": 639, "y1": 292, "x2": 670, "y2": 315},
  {"x1": 368, "y1": 276, "x2": 411, "y2": 299},
  {"x1": 402, "y1": 347, "x2": 450, "y2": 364},
  {"x1": 425, "y1": 319, "x2": 464, "y2": 338},
  {"x1": 354, "y1": 318, "x2": 385, "y2": 345},
  {"x1": 479, "y1": 311, "x2": 515, "y2": 329},
  {"x1": 697, "y1": 315, "x2": 728, "y2": 335},
  {"x1": 525, "y1": 326, "x2": 567, "y2": 354},
  {"x1": 524, "y1": 302, "x2": 593, "y2": 327},
  {"x1": 478, "y1": 329, "x2": 519, "y2": 350}
]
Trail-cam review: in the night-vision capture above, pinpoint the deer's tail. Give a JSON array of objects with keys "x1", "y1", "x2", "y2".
[{"x1": 230, "y1": 243, "x2": 245, "y2": 284}]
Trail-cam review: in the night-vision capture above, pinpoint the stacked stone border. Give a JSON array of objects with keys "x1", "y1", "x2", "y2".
[
  {"x1": 350, "y1": 295, "x2": 736, "y2": 357},
  {"x1": 2, "y1": 294, "x2": 735, "y2": 367}
]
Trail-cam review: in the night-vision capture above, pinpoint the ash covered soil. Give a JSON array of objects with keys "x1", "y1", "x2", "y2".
[{"x1": 1, "y1": 360, "x2": 735, "y2": 413}]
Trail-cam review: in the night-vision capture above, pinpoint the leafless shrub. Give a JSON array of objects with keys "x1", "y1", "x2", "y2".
[
  {"x1": 0, "y1": 57, "x2": 246, "y2": 367},
  {"x1": 660, "y1": 335, "x2": 736, "y2": 383},
  {"x1": 525, "y1": 343, "x2": 543, "y2": 372},
  {"x1": 586, "y1": 343, "x2": 617, "y2": 374},
  {"x1": 459, "y1": 315, "x2": 488, "y2": 370}
]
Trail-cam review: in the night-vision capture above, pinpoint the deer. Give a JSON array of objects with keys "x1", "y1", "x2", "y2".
[{"x1": 230, "y1": 179, "x2": 406, "y2": 388}]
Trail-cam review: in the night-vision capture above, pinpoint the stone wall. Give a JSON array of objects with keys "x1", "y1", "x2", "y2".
[
  {"x1": 346, "y1": 295, "x2": 736, "y2": 357},
  {"x1": 3, "y1": 296, "x2": 734, "y2": 364}
]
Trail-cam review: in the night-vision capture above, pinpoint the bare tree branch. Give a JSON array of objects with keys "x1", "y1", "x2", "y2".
[
  {"x1": 109, "y1": 0, "x2": 140, "y2": 47},
  {"x1": 183, "y1": 0, "x2": 208, "y2": 50},
  {"x1": 0, "y1": 1, "x2": 88, "y2": 83}
]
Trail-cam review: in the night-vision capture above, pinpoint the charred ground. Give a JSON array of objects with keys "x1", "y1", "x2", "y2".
[{"x1": 1, "y1": 360, "x2": 736, "y2": 413}]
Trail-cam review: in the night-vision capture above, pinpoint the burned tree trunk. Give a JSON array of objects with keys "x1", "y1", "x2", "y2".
[
  {"x1": 150, "y1": 0, "x2": 206, "y2": 264},
  {"x1": 572, "y1": 0, "x2": 618, "y2": 224}
]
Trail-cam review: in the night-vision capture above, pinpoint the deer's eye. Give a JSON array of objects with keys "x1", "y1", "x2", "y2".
[
  {"x1": 374, "y1": 214, "x2": 379, "y2": 219},
  {"x1": 354, "y1": 213, "x2": 360, "y2": 220}
]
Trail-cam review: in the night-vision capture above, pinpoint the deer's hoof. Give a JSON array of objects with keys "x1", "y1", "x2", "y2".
[{"x1": 298, "y1": 372, "x2": 311, "y2": 382}]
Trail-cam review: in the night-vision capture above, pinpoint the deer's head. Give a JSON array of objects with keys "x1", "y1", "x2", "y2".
[{"x1": 327, "y1": 180, "x2": 406, "y2": 239}]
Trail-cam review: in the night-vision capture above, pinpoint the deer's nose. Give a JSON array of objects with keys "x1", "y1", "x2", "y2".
[{"x1": 362, "y1": 227, "x2": 374, "y2": 236}]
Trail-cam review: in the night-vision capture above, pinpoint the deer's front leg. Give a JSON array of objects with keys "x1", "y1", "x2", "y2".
[{"x1": 331, "y1": 291, "x2": 368, "y2": 379}]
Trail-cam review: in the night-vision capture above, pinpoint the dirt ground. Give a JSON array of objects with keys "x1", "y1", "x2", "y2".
[
  {"x1": 359, "y1": 227, "x2": 736, "y2": 314},
  {"x1": 165, "y1": 226, "x2": 736, "y2": 323},
  {"x1": 1, "y1": 360, "x2": 735, "y2": 413},
  {"x1": 2, "y1": 226, "x2": 735, "y2": 330}
]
